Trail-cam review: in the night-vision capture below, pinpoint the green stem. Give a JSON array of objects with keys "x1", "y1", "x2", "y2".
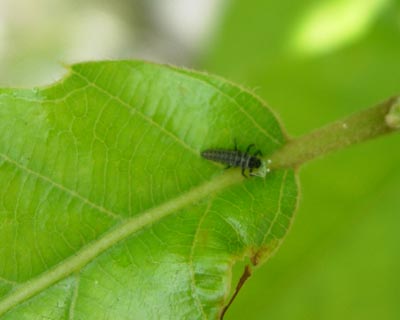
[{"x1": 270, "y1": 96, "x2": 400, "y2": 169}]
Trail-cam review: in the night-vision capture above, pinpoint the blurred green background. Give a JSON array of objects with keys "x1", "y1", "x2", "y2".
[{"x1": 1, "y1": 0, "x2": 400, "y2": 319}]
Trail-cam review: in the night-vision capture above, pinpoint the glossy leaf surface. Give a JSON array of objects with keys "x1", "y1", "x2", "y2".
[{"x1": 0, "y1": 61, "x2": 298, "y2": 319}]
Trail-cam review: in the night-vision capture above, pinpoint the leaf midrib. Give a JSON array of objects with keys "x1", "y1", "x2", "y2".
[{"x1": 0, "y1": 168, "x2": 242, "y2": 316}]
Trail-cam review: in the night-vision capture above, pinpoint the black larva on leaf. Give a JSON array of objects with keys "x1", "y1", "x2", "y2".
[{"x1": 201, "y1": 143, "x2": 263, "y2": 177}]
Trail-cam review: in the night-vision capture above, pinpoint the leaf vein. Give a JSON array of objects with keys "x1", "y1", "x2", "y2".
[
  {"x1": 188, "y1": 201, "x2": 212, "y2": 319},
  {"x1": 261, "y1": 171, "x2": 288, "y2": 245},
  {"x1": 70, "y1": 69, "x2": 199, "y2": 156},
  {"x1": 163, "y1": 67, "x2": 282, "y2": 146},
  {"x1": 0, "y1": 152, "x2": 121, "y2": 220},
  {"x1": 67, "y1": 273, "x2": 80, "y2": 320}
]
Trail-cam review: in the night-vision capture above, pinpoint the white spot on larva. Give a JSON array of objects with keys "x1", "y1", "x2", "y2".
[
  {"x1": 385, "y1": 97, "x2": 400, "y2": 129},
  {"x1": 342, "y1": 122, "x2": 348, "y2": 129},
  {"x1": 251, "y1": 160, "x2": 271, "y2": 178}
]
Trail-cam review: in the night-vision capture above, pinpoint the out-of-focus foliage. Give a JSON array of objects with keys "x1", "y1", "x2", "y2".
[
  {"x1": 204, "y1": 0, "x2": 400, "y2": 319},
  {"x1": 0, "y1": 0, "x2": 223, "y2": 87}
]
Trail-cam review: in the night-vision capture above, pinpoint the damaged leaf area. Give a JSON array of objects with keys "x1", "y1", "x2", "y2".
[{"x1": 0, "y1": 61, "x2": 298, "y2": 319}]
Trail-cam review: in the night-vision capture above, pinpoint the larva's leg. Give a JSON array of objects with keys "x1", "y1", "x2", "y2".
[
  {"x1": 225, "y1": 165, "x2": 231, "y2": 169},
  {"x1": 241, "y1": 167, "x2": 247, "y2": 178},
  {"x1": 245, "y1": 144, "x2": 255, "y2": 154},
  {"x1": 254, "y1": 150, "x2": 262, "y2": 156}
]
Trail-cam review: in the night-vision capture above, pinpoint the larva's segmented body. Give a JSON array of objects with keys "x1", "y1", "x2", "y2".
[{"x1": 201, "y1": 144, "x2": 262, "y2": 177}]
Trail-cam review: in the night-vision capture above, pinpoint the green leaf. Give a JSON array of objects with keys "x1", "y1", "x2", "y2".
[{"x1": 0, "y1": 61, "x2": 298, "y2": 319}]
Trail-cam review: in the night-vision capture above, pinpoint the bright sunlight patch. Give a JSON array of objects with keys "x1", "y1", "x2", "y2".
[{"x1": 291, "y1": 0, "x2": 389, "y2": 55}]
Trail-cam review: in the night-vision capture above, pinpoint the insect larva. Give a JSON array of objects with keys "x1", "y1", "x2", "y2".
[{"x1": 201, "y1": 143, "x2": 262, "y2": 177}]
